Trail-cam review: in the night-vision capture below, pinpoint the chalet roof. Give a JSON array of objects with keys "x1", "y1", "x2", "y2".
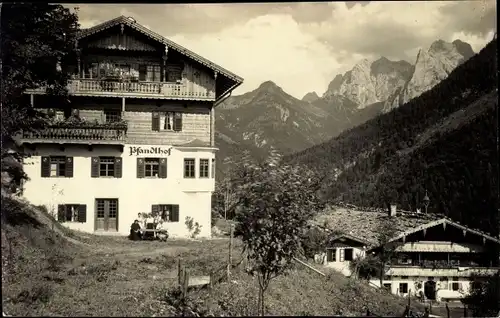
[
  {"x1": 77, "y1": 16, "x2": 243, "y2": 99},
  {"x1": 328, "y1": 233, "x2": 371, "y2": 247},
  {"x1": 313, "y1": 206, "x2": 500, "y2": 249}
]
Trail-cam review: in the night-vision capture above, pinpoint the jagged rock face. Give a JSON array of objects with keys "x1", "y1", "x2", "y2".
[
  {"x1": 302, "y1": 91, "x2": 320, "y2": 103},
  {"x1": 323, "y1": 58, "x2": 412, "y2": 109},
  {"x1": 384, "y1": 39, "x2": 474, "y2": 112}
]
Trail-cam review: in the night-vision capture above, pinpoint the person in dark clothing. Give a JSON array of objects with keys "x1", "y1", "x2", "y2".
[{"x1": 129, "y1": 219, "x2": 142, "y2": 241}]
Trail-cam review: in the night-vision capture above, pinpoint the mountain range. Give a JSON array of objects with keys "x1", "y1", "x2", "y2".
[
  {"x1": 285, "y1": 38, "x2": 498, "y2": 234},
  {"x1": 214, "y1": 38, "x2": 476, "y2": 179}
]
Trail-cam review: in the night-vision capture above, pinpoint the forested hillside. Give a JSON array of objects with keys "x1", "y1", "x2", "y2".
[{"x1": 286, "y1": 39, "x2": 498, "y2": 235}]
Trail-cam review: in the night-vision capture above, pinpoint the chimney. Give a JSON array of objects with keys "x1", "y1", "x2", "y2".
[{"x1": 388, "y1": 203, "x2": 397, "y2": 217}]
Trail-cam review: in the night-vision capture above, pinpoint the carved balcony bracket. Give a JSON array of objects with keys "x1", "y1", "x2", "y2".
[
  {"x1": 422, "y1": 228, "x2": 427, "y2": 237},
  {"x1": 442, "y1": 222, "x2": 446, "y2": 230},
  {"x1": 214, "y1": 71, "x2": 218, "y2": 80},
  {"x1": 463, "y1": 230, "x2": 467, "y2": 237},
  {"x1": 483, "y1": 237, "x2": 486, "y2": 245},
  {"x1": 402, "y1": 235, "x2": 406, "y2": 244},
  {"x1": 120, "y1": 23, "x2": 125, "y2": 35}
]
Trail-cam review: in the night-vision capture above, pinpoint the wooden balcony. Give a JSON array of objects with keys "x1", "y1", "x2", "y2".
[
  {"x1": 387, "y1": 265, "x2": 499, "y2": 277},
  {"x1": 20, "y1": 123, "x2": 127, "y2": 145},
  {"x1": 26, "y1": 79, "x2": 215, "y2": 101}
]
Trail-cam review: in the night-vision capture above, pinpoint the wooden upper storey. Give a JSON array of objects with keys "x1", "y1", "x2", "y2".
[{"x1": 26, "y1": 16, "x2": 243, "y2": 102}]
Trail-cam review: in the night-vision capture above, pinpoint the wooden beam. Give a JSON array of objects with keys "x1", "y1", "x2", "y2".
[
  {"x1": 30, "y1": 94, "x2": 34, "y2": 107},
  {"x1": 121, "y1": 97, "x2": 126, "y2": 115}
]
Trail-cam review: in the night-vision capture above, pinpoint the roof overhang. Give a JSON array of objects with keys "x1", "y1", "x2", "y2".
[
  {"x1": 371, "y1": 218, "x2": 500, "y2": 250},
  {"x1": 77, "y1": 16, "x2": 243, "y2": 101}
]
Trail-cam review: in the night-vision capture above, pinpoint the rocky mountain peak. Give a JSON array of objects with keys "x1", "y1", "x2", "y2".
[
  {"x1": 257, "y1": 80, "x2": 282, "y2": 93},
  {"x1": 384, "y1": 39, "x2": 475, "y2": 112},
  {"x1": 302, "y1": 91, "x2": 320, "y2": 103}
]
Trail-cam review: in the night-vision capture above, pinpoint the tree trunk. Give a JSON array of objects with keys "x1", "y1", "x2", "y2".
[{"x1": 260, "y1": 287, "x2": 265, "y2": 316}]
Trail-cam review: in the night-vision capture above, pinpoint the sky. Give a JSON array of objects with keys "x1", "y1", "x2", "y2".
[{"x1": 70, "y1": 1, "x2": 497, "y2": 99}]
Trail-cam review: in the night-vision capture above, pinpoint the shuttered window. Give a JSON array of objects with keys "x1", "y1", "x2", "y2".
[
  {"x1": 57, "y1": 204, "x2": 87, "y2": 223},
  {"x1": 41, "y1": 156, "x2": 73, "y2": 178},
  {"x1": 151, "y1": 111, "x2": 182, "y2": 132},
  {"x1": 91, "y1": 157, "x2": 122, "y2": 178},
  {"x1": 137, "y1": 158, "x2": 167, "y2": 178},
  {"x1": 153, "y1": 204, "x2": 180, "y2": 222}
]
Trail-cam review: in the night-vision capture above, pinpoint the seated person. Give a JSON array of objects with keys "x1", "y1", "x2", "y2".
[
  {"x1": 155, "y1": 221, "x2": 169, "y2": 242},
  {"x1": 129, "y1": 219, "x2": 142, "y2": 240}
]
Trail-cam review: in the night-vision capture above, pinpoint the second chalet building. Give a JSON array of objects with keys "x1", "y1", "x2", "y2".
[
  {"x1": 312, "y1": 205, "x2": 500, "y2": 302},
  {"x1": 20, "y1": 16, "x2": 243, "y2": 237}
]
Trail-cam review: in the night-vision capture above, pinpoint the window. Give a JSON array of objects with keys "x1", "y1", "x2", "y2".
[
  {"x1": 41, "y1": 156, "x2": 73, "y2": 178},
  {"x1": 401, "y1": 276, "x2": 409, "y2": 279},
  {"x1": 211, "y1": 159, "x2": 215, "y2": 178},
  {"x1": 399, "y1": 283, "x2": 408, "y2": 294},
  {"x1": 145, "y1": 158, "x2": 160, "y2": 177},
  {"x1": 344, "y1": 248, "x2": 354, "y2": 261},
  {"x1": 452, "y1": 282, "x2": 460, "y2": 291},
  {"x1": 104, "y1": 110, "x2": 121, "y2": 123},
  {"x1": 50, "y1": 156, "x2": 66, "y2": 177},
  {"x1": 154, "y1": 204, "x2": 180, "y2": 222},
  {"x1": 99, "y1": 157, "x2": 115, "y2": 177},
  {"x1": 57, "y1": 204, "x2": 86, "y2": 223},
  {"x1": 91, "y1": 157, "x2": 122, "y2": 178},
  {"x1": 161, "y1": 112, "x2": 174, "y2": 131},
  {"x1": 184, "y1": 158, "x2": 195, "y2": 178},
  {"x1": 326, "y1": 249, "x2": 336, "y2": 262},
  {"x1": 383, "y1": 283, "x2": 392, "y2": 291},
  {"x1": 199, "y1": 159, "x2": 209, "y2": 178},
  {"x1": 152, "y1": 111, "x2": 182, "y2": 132},
  {"x1": 136, "y1": 158, "x2": 167, "y2": 179},
  {"x1": 146, "y1": 65, "x2": 161, "y2": 82}
]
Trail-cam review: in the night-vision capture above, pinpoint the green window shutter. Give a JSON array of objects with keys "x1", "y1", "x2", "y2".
[
  {"x1": 137, "y1": 158, "x2": 145, "y2": 178},
  {"x1": 57, "y1": 205, "x2": 66, "y2": 222},
  {"x1": 159, "y1": 158, "x2": 167, "y2": 179},
  {"x1": 171, "y1": 205, "x2": 180, "y2": 222},
  {"x1": 152, "y1": 112, "x2": 160, "y2": 131},
  {"x1": 173, "y1": 112, "x2": 182, "y2": 131},
  {"x1": 91, "y1": 157, "x2": 100, "y2": 178},
  {"x1": 41, "y1": 157, "x2": 51, "y2": 177},
  {"x1": 114, "y1": 157, "x2": 122, "y2": 178},
  {"x1": 78, "y1": 205, "x2": 87, "y2": 223},
  {"x1": 65, "y1": 157, "x2": 74, "y2": 178}
]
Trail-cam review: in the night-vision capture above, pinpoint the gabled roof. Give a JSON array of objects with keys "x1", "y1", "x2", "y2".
[
  {"x1": 387, "y1": 218, "x2": 500, "y2": 245},
  {"x1": 328, "y1": 233, "x2": 371, "y2": 247},
  {"x1": 314, "y1": 206, "x2": 500, "y2": 249},
  {"x1": 77, "y1": 16, "x2": 243, "y2": 99},
  {"x1": 313, "y1": 206, "x2": 439, "y2": 247}
]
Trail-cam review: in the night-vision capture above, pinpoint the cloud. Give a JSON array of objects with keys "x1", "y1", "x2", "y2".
[
  {"x1": 69, "y1": 1, "x2": 497, "y2": 98},
  {"x1": 169, "y1": 14, "x2": 337, "y2": 99}
]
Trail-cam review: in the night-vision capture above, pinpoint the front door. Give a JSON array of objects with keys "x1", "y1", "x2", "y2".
[{"x1": 95, "y1": 198, "x2": 119, "y2": 231}]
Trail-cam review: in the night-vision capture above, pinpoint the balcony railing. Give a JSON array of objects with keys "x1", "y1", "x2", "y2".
[
  {"x1": 21, "y1": 121, "x2": 127, "y2": 144},
  {"x1": 26, "y1": 79, "x2": 215, "y2": 100},
  {"x1": 388, "y1": 265, "x2": 499, "y2": 277}
]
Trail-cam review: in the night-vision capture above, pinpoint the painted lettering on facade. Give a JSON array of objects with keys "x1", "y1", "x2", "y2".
[{"x1": 129, "y1": 146, "x2": 172, "y2": 156}]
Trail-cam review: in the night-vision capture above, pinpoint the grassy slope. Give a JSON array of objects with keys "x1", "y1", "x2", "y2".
[{"x1": 1, "y1": 197, "x2": 422, "y2": 316}]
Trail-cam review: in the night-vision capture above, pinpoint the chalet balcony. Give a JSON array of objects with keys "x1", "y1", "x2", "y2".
[
  {"x1": 388, "y1": 265, "x2": 499, "y2": 277},
  {"x1": 25, "y1": 78, "x2": 216, "y2": 101},
  {"x1": 20, "y1": 119, "x2": 127, "y2": 145}
]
